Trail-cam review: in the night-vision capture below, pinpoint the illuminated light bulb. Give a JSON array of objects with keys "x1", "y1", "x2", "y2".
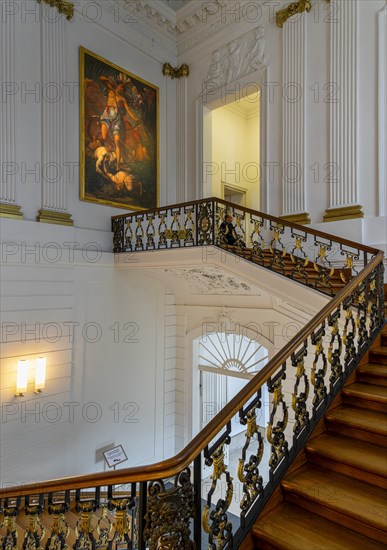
[
  {"x1": 34, "y1": 357, "x2": 46, "y2": 393},
  {"x1": 16, "y1": 360, "x2": 28, "y2": 397}
]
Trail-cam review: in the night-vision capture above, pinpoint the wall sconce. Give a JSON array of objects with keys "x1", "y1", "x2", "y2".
[
  {"x1": 34, "y1": 357, "x2": 46, "y2": 393},
  {"x1": 16, "y1": 359, "x2": 29, "y2": 397}
]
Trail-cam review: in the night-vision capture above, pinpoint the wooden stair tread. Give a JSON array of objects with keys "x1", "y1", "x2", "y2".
[
  {"x1": 371, "y1": 346, "x2": 387, "y2": 356},
  {"x1": 325, "y1": 406, "x2": 387, "y2": 434},
  {"x1": 306, "y1": 433, "x2": 387, "y2": 477},
  {"x1": 252, "y1": 503, "x2": 386, "y2": 550},
  {"x1": 342, "y1": 382, "x2": 387, "y2": 402},
  {"x1": 357, "y1": 363, "x2": 387, "y2": 376},
  {"x1": 282, "y1": 464, "x2": 387, "y2": 531}
]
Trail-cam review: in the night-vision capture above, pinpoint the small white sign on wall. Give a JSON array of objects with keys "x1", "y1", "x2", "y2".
[{"x1": 103, "y1": 445, "x2": 128, "y2": 468}]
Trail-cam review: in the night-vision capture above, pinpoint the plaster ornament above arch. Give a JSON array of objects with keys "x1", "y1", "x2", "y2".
[
  {"x1": 160, "y1": 266, "x2": 258, "y2": 295},
  {"x1": 204, "y1": 26, "x2": 267, "y2": 90}
]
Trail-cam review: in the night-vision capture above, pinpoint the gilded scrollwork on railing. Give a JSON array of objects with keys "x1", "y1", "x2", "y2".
[
  {"x1": 197, "y1": 203, "x2": 213, "y2": 245},
  {"x1": 311, "y1": 325, "x2": 328, "y2": 411},
  {"x1": 104, "y1": 497, "x2": 135, "y2": 548},
  {"x1": 267, "y1": 367, "x2": 288, "y2": 471},
  {"x1": 146, "y1": 215, "x2": 156, "y2": 250},
  {"x1": 144, "y1": 470, "x2": 195, "y2": 550},
  {"x1": 74, "y1": 499, "x2": 98, "y2": 550},
  {"x1": 170, "y1": 211, "x2": 181, "y2": 246},
  {"x1": 327, "y1": 309, "x2": 343, "y2": 389},
  {"x1": 313, "y1": 240, "x2": 335, "y2": 292},
  {"x1": 250, "y1": 216, "x2": 265, "y2": 264},
  {"x1": 135, "y1": 217, "x2": 145, "y2": 251},
  {"x1": 203, "y1": 427, "x2": 234, "y2": 549},
  {"x1": 342, "y1": 296, "x2": 357, "y2": 371},
  {"x1": 238, "y1": 393, "x2": 264, "y2": 523},
  {"x1": 184, "y1": 207, "x2": 195, "y2": 246},
  {"x1": 112, "y1": 218, "x2": 124, "y2": 254},
  {"x1": 290, "y1": 232, "x2": 309, "y2": 284},
  {"x1": 269, "y1": 224, "x2": 286, "y2": 273},
  {"x1": 291, "y1": 345, "x2": 309, "y2": 437},
  {"x1": 368, "y1": 267, "x2": 381, "y2": 334},
  {"x1": 45, "y1": 495, "x2": 70, "y2": 550},
  {"x1": 2, "y1": 501, "x2": 19, "y2": 550},
  {"x1": 339, "y1": 249, "x2": 359, "y2": 284},
  {"x1": 355, "y1": 280, "x2": 368, "y2": 349},
  {"x1": 23, "y1": 497, "x2": 45, "y2": 550}
]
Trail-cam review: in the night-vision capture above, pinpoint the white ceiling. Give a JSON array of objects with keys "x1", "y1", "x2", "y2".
[{"x1": 158, "y1": 0, "x2": 194, "y2": 11}]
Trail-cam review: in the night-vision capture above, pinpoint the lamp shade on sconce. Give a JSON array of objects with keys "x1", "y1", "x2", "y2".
[
  {"x1": 35, "y1": 357, "x2": 46, "y2": 392},
  {"x1": 16, "y1": 359, "x2": 28, "y2": 396}
]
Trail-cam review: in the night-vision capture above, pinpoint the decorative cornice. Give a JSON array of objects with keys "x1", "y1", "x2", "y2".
[
  {"x1": 163, "y1": 63, "x2": 189, "y2": 79},
  {"x1": 323, "y1": 205, "x2": 364, "y2": 223},
  {"x1": 276, "y1": 0, "x2": 311, "y2": 28},
  {"x1": 0, "y1": 203, "x2": 24, "y2": 220},
  {"x1": 36, "y1": 0, "x2": 74, "y2": 20},
  {"x1": 37, "y1": 210, "x2": 74, "y2": 226}
]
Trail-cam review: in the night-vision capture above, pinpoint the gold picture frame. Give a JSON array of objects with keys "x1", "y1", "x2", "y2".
[{"x1": 80, "y1": 47, "x2": 159, "y2": 210}]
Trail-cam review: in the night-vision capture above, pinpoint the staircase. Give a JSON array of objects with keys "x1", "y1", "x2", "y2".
[{"x1": 251, "y1": 322, "x2": 387, "y2": 549}]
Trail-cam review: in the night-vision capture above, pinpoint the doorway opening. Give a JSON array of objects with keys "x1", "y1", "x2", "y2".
[{"x1": 203, "y1": 89, "x2": 260, "y2": 211}]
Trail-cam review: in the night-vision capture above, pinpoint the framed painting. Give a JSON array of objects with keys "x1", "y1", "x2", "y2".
[{"x1": 80, "y1": 47, "x2": 159, "y2": 210}]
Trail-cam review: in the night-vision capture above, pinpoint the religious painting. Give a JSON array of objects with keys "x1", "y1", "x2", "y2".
[{"x1": 80, "y1": 47, "x2": 158, "y2": 210}]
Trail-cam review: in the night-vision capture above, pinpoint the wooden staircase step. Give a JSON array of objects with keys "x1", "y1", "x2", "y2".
[
  {"x1": 324, "y1": 406, "x2": 387, "y2": 446},
  {"x1": 281, "y1": 464, "x2": 387, "y2": 542},
  {"x1": 342, "y1": 382, "x2": 387, "y2": 412},
  {"x1": 306, "y1": 432, "x2": 387, "y2": 488},
  {"x1": 357, "y1": 362, "x2": 387, "y2": 386},
  {"x1": 370, "y1": 347, "x2": 387, "y2": 365},
  {"x1": 251, "y1": 502, "x2": 386, "y2": 550}
]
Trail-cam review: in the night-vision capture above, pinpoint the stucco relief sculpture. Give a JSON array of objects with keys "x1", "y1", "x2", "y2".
[{"x1": 203, "y1": 27, "x2": 267, "y2": 93}]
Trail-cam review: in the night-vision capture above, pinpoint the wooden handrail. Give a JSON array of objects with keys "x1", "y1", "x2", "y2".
[
  {"x1": 112, "y1": 197, "x2": 380, "y2": 256},
  {"x1": 0, "y1": 250, "x2": 383, "y2": 498}
]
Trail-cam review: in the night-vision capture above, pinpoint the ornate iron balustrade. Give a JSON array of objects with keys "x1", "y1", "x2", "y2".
[
  {"x1": 112, "y1": 198, "x2": 375, "y2": 295},
  {"x1": 0, "y1": 200, "x2": 385, "y2": 550}
]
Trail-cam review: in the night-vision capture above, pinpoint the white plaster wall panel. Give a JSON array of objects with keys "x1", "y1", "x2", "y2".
[{"x1": 70, "y1": 270, "x2": 165, "y2": 473}]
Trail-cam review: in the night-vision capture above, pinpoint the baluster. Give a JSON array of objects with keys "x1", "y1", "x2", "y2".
[
  {"x1": 367, "y1": 268, "x2": 380, "y2": 335},
  {"x1": 105, "y1": 484, "x2": 137, "y2": 550},
  {"x1": 311, "y1": 325, "x2": 328, "y2": 414},
  {"x1": 202, "y1": 430, "x2": 234, "y2": 549},
  {"x1": 238, "y1": 392, "x2": 263, "y2": 527},
  {"x1": 2, "y1": 498, "x2": 20, "y2": 550},
  {"x1": 184, "y1": 207, "x2": 195, "y2": 246},
  {"x1": 197, "y1": 202, "x2": 213, "y2": 245},
  {"x1": 134, "y1": 216, "x2": 145, "y2": 251},
  {"x1": 145, "y1": 214, "x2": 156, "y2": 250},
  {"x1": 112, "y1": 218, "x2": 124, "y2": 253},
  {"x1": 266, "y1": 366, "x2": 288, "y2": 475},
  {"x1": 158, "y1": 213, "x2": 167, "y2": 249},
  {"x1": 327, "y1": 309, "x2": 343, "y2": 390},
  {"x1": 339, "y1": 248, "x2": 359, "y2": 283},
  {"x1": 291, "y1": 344, "x2": 309, "y2": 439},
  {"x1": 342, "y1": 295, "x2": 357, "y2": 371},
  {"x1": 144, "y1": 470, "x2": 195, "y2": 549},
  {"x1": 74, "y1": 489, "x2": 99, "y2": 550},
  {"x1": 124, "y1": 217, "x2": 134, "y2": 252},
  {"x1": 355, "y1": 280, "x2": 368, "y2": 351},
  {"x1": 23, "y1": 495, "x2": 45, "y2": 550},
  {"x1": 269, "y1": 223, "x2": 286, "y2": 273},
  {"x1": 250, "y1": 216, "x2": 265, "y2": 265},
  {"x1": 289, "y1": 232, "x2": 309, "y2": 284},
  {"x1": 313, "y1": 240, "x2": 334, "y2": 294},
  {"x1": 170, "y1": 210, "x2": 181, "y2": 246},
  {"x1": 0, "y1": 501, "x2": 4, "y2": 549},
  {"x1": 45, "y1": 492, "x2": 70, "y2": 550}
]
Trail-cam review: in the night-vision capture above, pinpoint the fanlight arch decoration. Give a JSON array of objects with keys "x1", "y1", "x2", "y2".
[{"x1": 198, "y1": 332, "x2": 269, "y2": 380}]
